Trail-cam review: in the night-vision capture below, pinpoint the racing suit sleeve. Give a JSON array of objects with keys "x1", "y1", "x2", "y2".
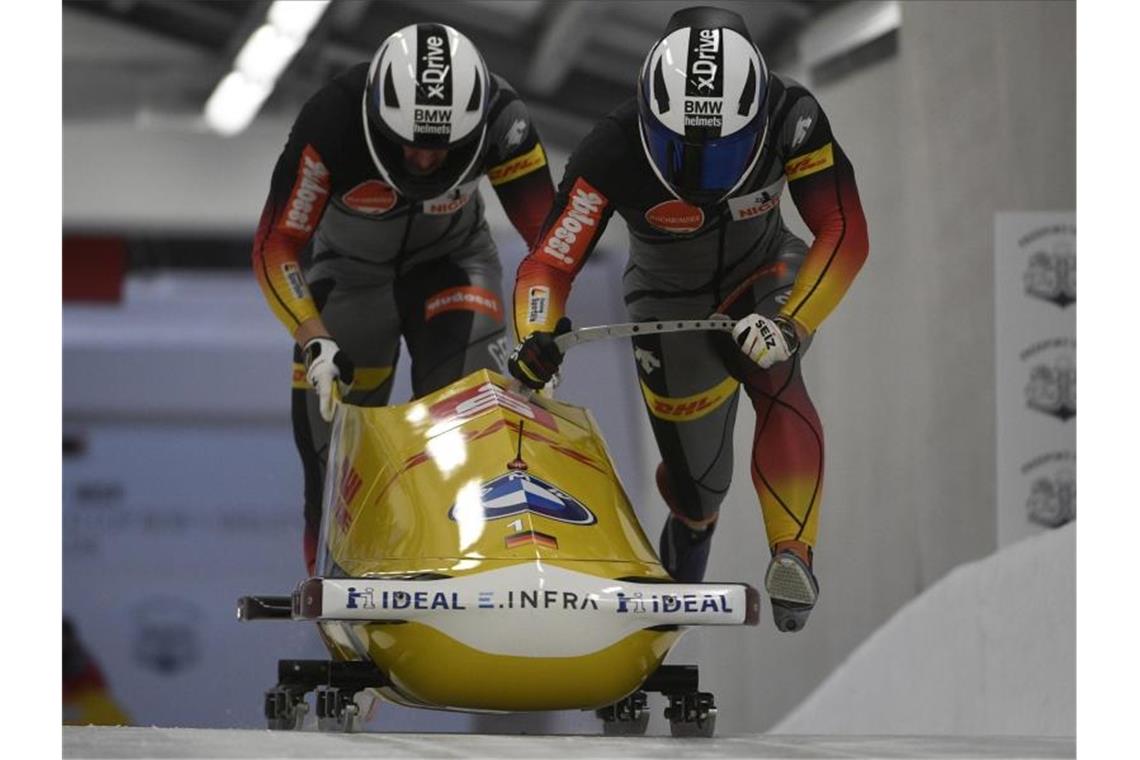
[
  {"x1": 511, "y1": 119, "x2": 625, "y2": 341},
  {"x1": 483, "y1": 94, "x2": 556, "y2": 248},
  {"x1": 251, "y1": 95, "x2": 339, "y2": 337},
  {"x1": 778, "y1": 92, "x2": 870, "y2": 335}
]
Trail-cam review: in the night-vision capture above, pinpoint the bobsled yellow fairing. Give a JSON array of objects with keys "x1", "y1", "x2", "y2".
[{"x1": 300, "y1": 370, "x2": 757, "y2": 712}]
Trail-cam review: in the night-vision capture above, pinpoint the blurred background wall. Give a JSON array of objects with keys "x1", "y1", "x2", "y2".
[{"x1": 62, "y1": 0, "x2": 1075, "y2": 735}]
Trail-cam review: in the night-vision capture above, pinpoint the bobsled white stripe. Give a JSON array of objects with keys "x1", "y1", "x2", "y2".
[{"x1": 302, "y1": 564, "x2": 757, "y2": 658}]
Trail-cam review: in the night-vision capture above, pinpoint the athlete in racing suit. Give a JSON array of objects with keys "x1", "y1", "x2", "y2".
[
  {"x1": 253, "y1": 24, "x2": 554, "y2": 573},
  {"x1": 508, "y1": 7, "x2": 868, "y2": 632}
]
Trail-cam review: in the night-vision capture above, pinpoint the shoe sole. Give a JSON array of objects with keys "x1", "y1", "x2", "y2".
[{"x1": 765, "y1": 555, "x2": 818, "y2": 606}]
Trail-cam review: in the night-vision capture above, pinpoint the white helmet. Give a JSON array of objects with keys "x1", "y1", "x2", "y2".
[
  {"x1": 363, "y1": 23, "x2": 491, "y2": 200},
  {"x1": 637, "y1": 7, "x2": 770, "y2": 206}
]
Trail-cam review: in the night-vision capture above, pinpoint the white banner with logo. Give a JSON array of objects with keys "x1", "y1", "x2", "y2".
[{"x1": 995, "y1": 212, "x2": 1076, "y2": 548}]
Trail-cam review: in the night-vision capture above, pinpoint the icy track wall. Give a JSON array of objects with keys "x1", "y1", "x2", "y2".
[{"x1": 772, "y1": 525, "x2": 1075, "y2": 736}]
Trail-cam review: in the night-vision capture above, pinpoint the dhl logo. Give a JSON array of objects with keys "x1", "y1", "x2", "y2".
[
  {"x1": 785, "y1": 142, "x2": 834, "y2": 182},
  {"x1": 640, "y1": 375, "x2": 740, "y2": 422},
  {"x1": 487, "y1": 143, "x2": 547, "y2": 186}
]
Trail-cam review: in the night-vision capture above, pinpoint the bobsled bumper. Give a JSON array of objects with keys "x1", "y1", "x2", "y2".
[
  {"x1": 295, "y1": 567, "x2": 760, "y2": 631},
  {"x1": 242, "y1": 564, "x2": 759, "y2": 711}
]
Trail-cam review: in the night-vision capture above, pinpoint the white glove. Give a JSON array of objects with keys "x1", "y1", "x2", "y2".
[
  {"x1": 303, "y1": 337, "x2": 355, "y2": 422},
  {"x1": 732, "y1": 314, "x2": 799, "y2": 369}
]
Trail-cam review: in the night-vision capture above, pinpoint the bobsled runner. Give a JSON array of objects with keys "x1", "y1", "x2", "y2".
[{"x1": 240, "y1": 350, "x2": 758, "y2": 737}]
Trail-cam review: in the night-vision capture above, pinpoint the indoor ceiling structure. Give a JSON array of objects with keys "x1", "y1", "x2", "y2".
[{"x1": 64, "y1": 0, "x2": 846, "y2": 149}]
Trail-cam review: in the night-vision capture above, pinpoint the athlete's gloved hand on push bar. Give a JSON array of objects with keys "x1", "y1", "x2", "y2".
[
  {"x1": 508, "y1": 317, "x2": 572, "y2": 390},
  {"x1": 733, "y1": 314, "x2": 801, "y2": 369},
  {"x1": 303, "y1": 337, "x2": 356, "y2": 422}
]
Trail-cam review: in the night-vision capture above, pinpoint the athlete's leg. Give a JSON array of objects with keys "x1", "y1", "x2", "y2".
[
  {"x1": 628, "y1": 296, "x2": 741, "y2": 582},
  {"x1": 292, "y1": 259, "x2": 401, "y2": 574},
  {"x1": 722, "y1": 235, "x2": 826, "y2": 630},
  {"x1": 399, "y1": 243, "x2": 510, "y2": 398}
]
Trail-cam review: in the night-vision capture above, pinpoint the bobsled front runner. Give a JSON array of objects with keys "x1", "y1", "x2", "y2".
[{"x1": 241, "y1": 370, "x2": 758, "y2": 728}]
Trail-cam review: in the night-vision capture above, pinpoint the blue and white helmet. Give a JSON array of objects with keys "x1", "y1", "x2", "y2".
[
  {"x1": 363, "y1": 23, "x2": 491, "y2": 200},
  {"x1": 637, "y1": 7, "x2": 770, "y2": 206}
]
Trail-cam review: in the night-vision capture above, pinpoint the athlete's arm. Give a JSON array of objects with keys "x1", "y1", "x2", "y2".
[
  {"x1": 511, "y1": 119, "x2": 624, "y2": 341},
  {"x1": 251, "y1": 95, "x2": 340, "y2": 344},
  {"x1": 483, "y1": 91, "x2": 556, "y2": 248},
  {"x1": 779, "y1": 91, "x2": 870, "y2": 336}
]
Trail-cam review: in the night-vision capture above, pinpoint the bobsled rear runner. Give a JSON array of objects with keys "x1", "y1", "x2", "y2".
[{"x1": 240, "y1": 370, "x2": 758, "y2": 734}]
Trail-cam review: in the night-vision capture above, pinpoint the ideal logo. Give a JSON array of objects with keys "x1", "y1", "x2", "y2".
[
  {"x1": 448, "y1": 470, "x2": 597, "y2": 525},
  {"x1": 615, "y1": 589, "x2": 734, "y2": 614},
  {"x1": 345, "y1": 586, "x2": 376, "y2": 610}
]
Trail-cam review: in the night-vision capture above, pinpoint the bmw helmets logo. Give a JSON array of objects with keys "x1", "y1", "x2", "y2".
[{"x1": 450, "y1": 471, "x2": 597, "y2": 525}]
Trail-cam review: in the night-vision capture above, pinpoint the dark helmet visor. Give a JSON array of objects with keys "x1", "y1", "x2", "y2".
[{"x1": 644, "y1": 116, "x2": 760, "y2": 204}]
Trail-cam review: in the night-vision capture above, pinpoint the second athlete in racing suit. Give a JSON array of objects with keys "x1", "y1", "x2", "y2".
[
  {"x1": 253, "y1": 24, "x2": 554, "y2": 573},
  {"x1": 508, "y1": 7, "x2": 868, "y2": 632}
]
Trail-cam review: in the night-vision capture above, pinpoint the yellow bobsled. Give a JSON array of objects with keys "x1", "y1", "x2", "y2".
[{"x1": 239, "y1": 369, "x2": 758, "y2": 736}]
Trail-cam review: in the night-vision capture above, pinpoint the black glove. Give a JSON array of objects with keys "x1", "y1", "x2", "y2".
[{"x1": 508, "y1": 317, "x2": 572, "y2": 390}]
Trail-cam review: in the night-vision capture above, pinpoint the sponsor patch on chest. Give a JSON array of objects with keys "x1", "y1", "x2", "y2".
[
  {"x1": 644, "y1": 199, "x2": 705, "y2": 233},
  {"x1": 727, "y1": 177, "x2": 786, "y2": 221},
  {"x1": 422, "y1": 181, "x2": 478, "y2": 215},
  {"x1": 342, "y1": 180, "x2": 398, "y2": 215}
]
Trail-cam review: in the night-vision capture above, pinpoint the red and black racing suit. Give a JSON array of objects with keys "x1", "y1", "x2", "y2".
[
  {"x1": 253, "y1": 63, "x2": 554, "y2": 573},
  {"x1": 513, "y1": 74, "x2": 869, "y2": 580}
]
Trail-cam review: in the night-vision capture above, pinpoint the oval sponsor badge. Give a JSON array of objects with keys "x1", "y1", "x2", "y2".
[
  {"x1": 644, "y1": 199, "x2": 705, "y2": 233},
  {"x1": 342, "y1": 180, "x2": 397, "y2": 215}
]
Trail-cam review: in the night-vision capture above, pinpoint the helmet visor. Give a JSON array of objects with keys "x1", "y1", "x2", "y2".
[{"x1": 644, "y1": 117, "x2": 760, "y2": 204}]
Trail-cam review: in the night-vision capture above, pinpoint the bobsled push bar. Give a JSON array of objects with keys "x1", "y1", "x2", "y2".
[
  {"x1": 240, "y1": 571, "x2": 760, "y2": 628},
  {"x1": 553, "y1": 318, "x2": 735, "y2": 354}
]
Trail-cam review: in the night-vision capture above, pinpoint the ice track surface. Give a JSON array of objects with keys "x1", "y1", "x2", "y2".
[{"x1": 64, "y1": 726, "x2": 1074, "y2": 758}]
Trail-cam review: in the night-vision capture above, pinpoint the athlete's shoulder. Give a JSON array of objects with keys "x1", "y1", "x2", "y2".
[
  {"x1": 485, "y1": 72, "x2": 528, "y2": 135},
  {"x1": 766, "y1": 72, "x2": 832, "y2": 159},
  {"x1": 574, "y1": 99, "x2": 640, "y2": 165}
]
